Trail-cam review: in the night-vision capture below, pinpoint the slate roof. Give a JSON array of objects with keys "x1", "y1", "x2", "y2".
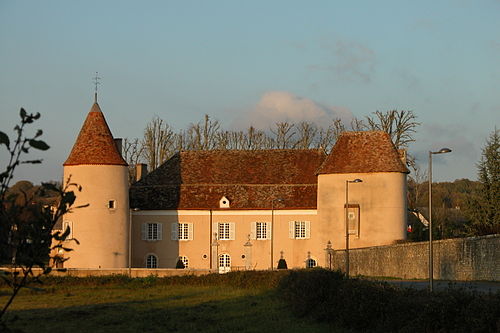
[
  {"x1": 318, "y1": 131, "x2": 409, "y2": 174},
  {"x1": 64, "y1": 103, "x2": 127, "y2": 166},
  {"x1": 130, "y1": 150, "x2": 326, "y2": 210}
]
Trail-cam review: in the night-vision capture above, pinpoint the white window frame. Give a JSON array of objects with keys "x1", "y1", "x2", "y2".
[
  {"x1": 306, "y1": 258, "x2": 317, "y2": 268},
  {"x1": 217, "y1": 222, "x2": 235, "y2": 240},
  {"x1": 250, "y1": 222, "x2": 271, "y2": 240},
  {"x1": 218, "y1": 253, "x2": 231, "y2": 273},
  {"x1": 141, "y1": 222, "x2": 163, "y2": 241},
  {"x1": 62, "y1": 221, "x2": 73, "y2": 240},
  {"x1": 180, "y1": 256, "x2": 189, "y2": 269},
  {"x1": 146, "y1": 253, "x2": 158, "y2": 268},
  {"x1": 289, "y1": 221, "x2": 311, "y2": 239},
  {"x1": 171, "y1": 223, "x2": 193, "y2": 241}
]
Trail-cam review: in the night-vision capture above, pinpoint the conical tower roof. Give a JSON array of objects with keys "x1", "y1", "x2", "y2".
[
  {"x1": 64, "y1": 102, "x2": 127, "y2": 166},
  {"x1": 318, "y1": 131, "x2": 409, "y2": 174}
]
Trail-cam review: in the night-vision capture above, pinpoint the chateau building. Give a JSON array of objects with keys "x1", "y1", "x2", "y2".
[{"x1": 61, "y1": 100, "x2": 409, "y2": 271}]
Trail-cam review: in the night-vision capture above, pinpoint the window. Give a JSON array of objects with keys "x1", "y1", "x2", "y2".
[
  {"x1": 180, "y1": 256, "x2": 189, "y2": 268},
  {"x1": 306, "y1": 258, "x2": 317, "y2": 268},
  {"x1": 146, "y1": 254, "x2": 158, "y2": 268},
  {"x1": 217, "y1": 222, "x2": 235, "y2": 240},
  {"x1": 218, "y1": 253, "x2": 231, "y2": 273},
  {"x1": 251, "y1": 222, "x2": 271, "y2": 240},
  {"x1": 345, "y1": 204, "x2": 360, "y2": 237},
  {"x1": 141, "y1": 223, "x2": 163, "y2": 241},
  {"x1": 62, "y1": 221, "x2": 73, "y2": 240},
  {"x1": 171, "y1": 223, "x2": 193, "y2": 241},
  {"x1": 289, "y1": 221, "x2": 310, "y2": 239},
  {"x1": 219, "y1": 196, "x2": 230, "y2": 208},
  {"x1": 107, "y1": 200, "x2": 116, "y2": 209}
]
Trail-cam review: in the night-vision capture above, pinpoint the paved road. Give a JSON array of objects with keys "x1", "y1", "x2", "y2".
[{"x1": 381, "y1": 280, "x2": 500, "y2": 293}]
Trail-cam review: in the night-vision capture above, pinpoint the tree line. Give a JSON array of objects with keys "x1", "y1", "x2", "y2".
[{"x1": 123, "y1": 109, "x2": 420, "y2": 173}]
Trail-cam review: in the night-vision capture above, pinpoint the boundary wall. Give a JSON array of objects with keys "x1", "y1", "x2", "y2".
[{"x1": 331, "y1": 234, "x2": 499, "y2": 281}]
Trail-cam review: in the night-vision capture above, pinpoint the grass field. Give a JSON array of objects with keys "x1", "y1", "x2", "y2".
[{"x1": 1, "y1": 274, "x2": 337, "y2": 332}]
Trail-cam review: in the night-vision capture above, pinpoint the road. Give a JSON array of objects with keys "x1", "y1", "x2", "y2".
[{"x1": 381, "y1": 279, "x2": 500, "y2": 293}]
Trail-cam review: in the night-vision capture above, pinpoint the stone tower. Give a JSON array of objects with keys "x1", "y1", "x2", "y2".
[{"x1": 62, "y1": 99, "x2": 129, "y2": 268}]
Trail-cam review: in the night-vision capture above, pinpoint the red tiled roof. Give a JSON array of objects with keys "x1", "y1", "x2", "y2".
[
  {"x1": 130, "y1": 149, "x2": 326, "y2": 210},
  {"x1": 318, "y1": 131, "x2": 409, "y2": 174},
  {"x1": 64, "y1": 103, "x2": 127, "y2": 166}
]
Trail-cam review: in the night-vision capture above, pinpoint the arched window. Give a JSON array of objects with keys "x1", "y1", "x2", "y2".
[
  {"x1": 306, "y1": 258, "x2": 317, "y2": 268},
  {"x1": 146, "y1": 254, "x2": 158, "y2": 268},
  {"x1": 180, "y1": 256, "x2": 189, "y2": 269}
]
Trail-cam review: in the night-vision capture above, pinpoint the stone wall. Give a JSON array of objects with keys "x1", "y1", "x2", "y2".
[
  {"x1": 330, "y1": 234, "x2": 500, "y2": 281},
  {"x1": 9, "y1": 268, "x2": 213, "y2": 278}
]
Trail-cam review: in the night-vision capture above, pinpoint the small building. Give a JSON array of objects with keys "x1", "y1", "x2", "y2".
[{"x1": 61, "y1": 100, "x2": 409, "y2": 271}]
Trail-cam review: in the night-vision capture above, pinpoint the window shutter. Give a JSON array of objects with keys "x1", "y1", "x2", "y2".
[
  {"x1": 305, "y1": 221, "x2": 311, "y2": 239},
  {"x1": 289, "y1": 221, "x2": 295, "y2": 239},
  {"x1": 171, "y1": 223, "x2": 178, "y2": 241},
  {"x1": 157, "y1": 223, "x2": 163, "y2": 240},
  {"x1": 141, "y1": 223, "x2": 147, "y2": 240},
  {"x1": 188, "y1": 223, "x2": 194, "y2": 240},
  {"x1": 266, "y1": 222, "x2": 272, "y2": 240},
  {"x1": 250, "y1": 222, "x2": 256, "y2": 240},
  {"x1": 229, "y1": 222, "x2": 236, "y2": 240}
]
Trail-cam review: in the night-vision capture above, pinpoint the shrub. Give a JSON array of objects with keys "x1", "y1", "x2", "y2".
[
  {"x1": 278, "y1": 268, "x2": 500, "y2": 332},
  {"x1": 277, "y1": 259, "x2": 288, "y2": 269}
]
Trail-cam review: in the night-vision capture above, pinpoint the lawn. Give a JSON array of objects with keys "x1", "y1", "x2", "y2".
[{"x1": 1, "y1": 274, "x2": 337, "y2": 332}]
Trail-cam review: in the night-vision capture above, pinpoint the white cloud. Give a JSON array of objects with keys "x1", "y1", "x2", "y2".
[{"x1": 233, "y1": 91, "x2": 352, "y2": 129}]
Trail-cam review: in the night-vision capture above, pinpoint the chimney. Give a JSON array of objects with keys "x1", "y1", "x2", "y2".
[
  {"x1": 398, "y1": 149, "x2": 407, "y2": 165},
  {"x1": 135, "y1": 163, "x2": 148, "y2": 182},
  {"x1": 114, "y1": 138, "x2": 123, "y2": 158}
]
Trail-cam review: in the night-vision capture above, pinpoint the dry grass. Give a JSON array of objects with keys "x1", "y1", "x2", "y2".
[{"x1": 1, "y1": 274, "x2": 338, "y2": 332}]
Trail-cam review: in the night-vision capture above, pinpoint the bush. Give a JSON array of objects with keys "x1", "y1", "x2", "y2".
[
  {"x1": 277, "y1": 259, "x2": 288, "y2": 269},
  {"x1": 278, "y1": 268, "x2": 500, "y2": 332}
]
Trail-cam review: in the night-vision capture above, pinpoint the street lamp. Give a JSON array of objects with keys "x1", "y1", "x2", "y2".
[
  {"x1": 428, "y1": 148, "x2": 452, "y2": 292},
  {"x1": 345, "y1": 179, "x2": 362, "y2": 278},
  {"x1": 271, "y1": 198, "x2": 284, "y2": 270}
]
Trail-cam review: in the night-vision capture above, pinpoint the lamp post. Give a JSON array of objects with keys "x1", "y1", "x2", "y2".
[
  {"x1": 271, "y1": 198, "x2": 284, "y2": 270},
  {"x1": 428, "y1": 148, "x2": 451, "y2": 292},
  {"x1": 129, "y1": 208, "x2": 140, "y2": 277},
  {"x1": 345, "y1": 179, "x2": 362, "y2": 278}
]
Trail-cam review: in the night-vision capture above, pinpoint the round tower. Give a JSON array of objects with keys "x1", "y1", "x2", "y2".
[{"x1": 62, "y1": 100, "x2": 129, "y2": 268}]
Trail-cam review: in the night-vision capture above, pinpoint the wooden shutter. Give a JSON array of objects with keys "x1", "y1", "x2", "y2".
[
  {"x1": 141, "y1": 223, "x2": 147, "y2": 240},
  {"x1": 157, "y1": 223, "x2": 163, "y2": 240},
  {"x1": 289, "y1": 221, "x2": 295, "y2": 239},
  {"x1": 266, "y1": 222, "x2": 272, "y2": 240},
  {"x1": 305, "y1": 221, "x2": 311, "y2": 239},
  {"x1": 188, "y1": 223, "x2": 194, "y2": 240},
  {"x1": 250, "y1": 222, "x2": 256, "y2": 240},
  {"x1": 229, "y1": 222, "x2": 236, "y2": 240},
  {"x1": 171, "y1": 223, "x2": 178, "y2": 240}
]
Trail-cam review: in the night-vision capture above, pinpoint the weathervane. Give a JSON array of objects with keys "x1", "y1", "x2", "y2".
[{"x1": 93, "y1": 72, "x2": 101, "y2": 103}]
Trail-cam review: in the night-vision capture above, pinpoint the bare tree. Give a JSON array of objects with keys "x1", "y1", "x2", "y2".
[
  {"x1": 294, "y1": 122, "x2": 318, "y2": 149},
  {"x1": 185, "y1": 115, "x2": 221, "y2": 150},
  {"x1": 271, "y1": 122, "x2": 296, "y2": 149},
  {"x1": 365, "y1": 110, "x2": 419, "y2": 149},
  {"x1": 122, "y1": 138, "x2": 144, "y2": 183},
  {"x1": 141, "y1": 116, "x2": 176, "y2": 171}
]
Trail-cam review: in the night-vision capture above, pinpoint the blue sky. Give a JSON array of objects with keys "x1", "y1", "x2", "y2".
[{"x1": 1, "y1": 0, "x2": 499, "y2": 183}]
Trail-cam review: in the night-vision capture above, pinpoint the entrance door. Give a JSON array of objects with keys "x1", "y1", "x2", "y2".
[{"x1": 218, "y1": 254, "x2": 231, "y2": 274}]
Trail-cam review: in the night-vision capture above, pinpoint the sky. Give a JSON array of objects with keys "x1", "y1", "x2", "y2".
[{"x1": 1, "y1": 0, "x2": 499, "y2": 184}]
